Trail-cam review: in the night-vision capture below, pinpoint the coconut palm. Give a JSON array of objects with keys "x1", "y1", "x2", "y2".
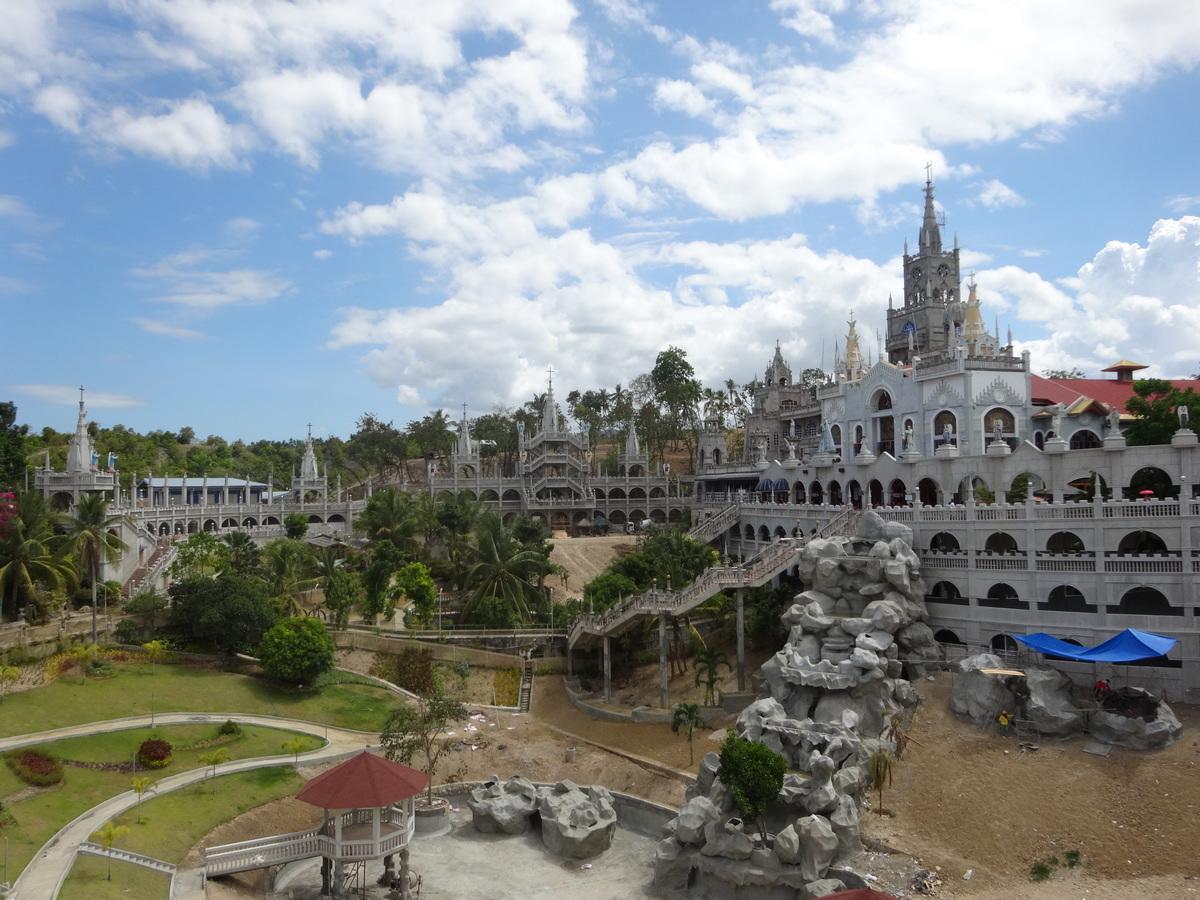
[
  {"x1": 261, "y1": 539, "x2": 316, "y2": 616},
  {"x1": 62, "y1": 493, "x2": 129, "y2": 643},
  {"x1": 693, "y1": 647, "x2": 731, "y2": 706},
  {"x1": 356, "y1": 489, "x2": 420, "y2": 552},
  {"x1": 671, "y1": 702, "x2": 705, "y2": 765},
  {"x1": 92, "y1": 820, "x2": 130, "y2": 880},
  {"x1": 463, "y1": 513, "x2": 543, "y2": 625},
  {"x1": 0, "y1": 491, "x2": 73, "y2": 623}
]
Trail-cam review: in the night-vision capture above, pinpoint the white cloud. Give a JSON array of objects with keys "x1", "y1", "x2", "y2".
[
  {"x1": 33, "y1": 84, "x2": 84, "y2": 132},
  {"x1": 132, "y1": 317, "x2": 204, "y2": 339},
  {"x1": 0, "y1": 274, "x2": 33, "y2": 294},
  {"x1": 313, "y1": 249, "x2": 333, "y2": 260},
  {"x1": 133, "y1": 249, "x2": 291, "y2": 309},
  {"x1": 770, "y1": 0, "x2": 848, "y2": 44},
  {"x1": 96, "y1": 99, "x2": 251, "y2": 170},
  {"x1": 976, "y1": 179, "x2": 1026, "y2": 209},
  {"x1": 0, "y1": 194, "x2": 29, "y2": 217},
  {"x1": 1167, "y1": 194, "x2": 1200, "y2": 213},
  {"x1": 11, "y1": 384, "x2": 143, "y2": 408},
  {"x1": 654, "y1": 79, "x2": 713, "y2": 118},
  {"x1": 224, "y1": 216, "x2": 261, "y2": 238}
]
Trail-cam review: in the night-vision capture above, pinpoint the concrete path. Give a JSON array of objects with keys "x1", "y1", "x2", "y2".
[{"x1": 7, "y1": 713, "x2": 379, "y2": 900}]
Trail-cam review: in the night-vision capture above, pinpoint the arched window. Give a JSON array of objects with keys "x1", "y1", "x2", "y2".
[
  {"x1": 1034, "y1": 430, "x2": 1045, "y2": 450},
  {"x1": 699, "y1": 448, "x2": 706, "y2": 466},
  {"x1": 933, "y1": 410, "x2": 957, "y2": 447},
  {"x1": 990, "y1": 634, "x2": 1018, "y2": 653},
  {"x1": 929, "y1": 531, "x2": 960, "y2": 552},
  {"x1": 1046, "y1": 531, "x2": 1085, "y2": 554},
  {"x1": 983, "y1": 407, "x2": 1016, "y2": 437},
  {"x1": 744, "y1": 524, "x2": 755, "y2": 541},
  {"x1": 889, "y1": 479, "x2": 907, "y2": 506},
  {"x1": 1069, "y1": 429, "x2": 1101, "y2": 449},
  {"x1": 983, "y1": 582, "x2": 1026, "y2": 609},
  {"x1": 1128, "y1": 466, "x2": 1175, "y2": 499},
  {"x1": 1117, "y1": 530, "x2": 1168, "y2": 555},
  {"x1": 773, "y1": 526, "x2": 787, "y2": 540},
  {"x1": 848, "y1": 480, "x2": 863, "y2": 509},
  {"x1": 934, "y1": 628, "x2": 964, "y2": 645},
  {"x1": 868, "y1": 479, "x2": 883, "y2": 507},
  {"x1": 853, "y1": 425, "x2": 864, "y2": 455},
  {"x1": 873, "y1": 390, "x2": 893, "y2": 410},
  {"x1": 927, "y1": 581, "x2": 964, "y2": 604},
  {"x1": 809, "y1": 481, "x2": 824, "y2": 504},
  {"x1": 984, "y1": 532, "x2": 1018, "y2": 554},
  {"x1": 917, "y1": 477, "x2": 939, "y2": 506},
  {"x1": 1044, "y1": 585, "x2": 1095, "y2": 613},
  {"x1": 828, "y1": 480, "x2": 843, "y2": 505},
  {"x1": 757, "y1": 525, "x2": 770, "y2": 542},
  {"x1": 830, "y1": 425, "x2": 842, "y2": 456},
  {"x1": 1109, "y1": 587, "x2": 1182, "y2": 617},
  {"x1": 713, "y1": 448, "x2": 722, "y2": 465},
  {"x1": 793, "y1": 482, "x2": 807, "y2": 504}
]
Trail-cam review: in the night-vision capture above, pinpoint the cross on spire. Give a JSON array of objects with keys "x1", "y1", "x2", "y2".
[
  {"x1": 306, "y1": 422, "x2": 312, "y2": 439},
  {"x1": 79, "y1": 385, "x2": 85, "y2": 403},
  {"x1": 925, "y1": 160, "x2": 933, "y2": 184},
  {"x1": 546, "y1": 364, "x2": 554, "y2": 392}
]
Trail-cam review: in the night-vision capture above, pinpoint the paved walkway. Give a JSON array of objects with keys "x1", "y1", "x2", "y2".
[{"x1": 7, "y1": 713, "x2": 379, "y2": 900}]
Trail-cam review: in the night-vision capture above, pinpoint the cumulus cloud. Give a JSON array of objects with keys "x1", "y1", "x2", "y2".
[
  {"x1": 133, "y1": 248, "x2": 291, "y2": 309},
  {"x1": 313, "y1": 249, "x2": 333, "y2": 260},
  {"x1": 11, "y1": 384, "x2": 143, "y2": 408},
  {"x1": 95, "y1": 99, "x2": 251, "y2": 170},
  {"x1": 976, "y1": 179, "x2": 1026, "y2": 209}
]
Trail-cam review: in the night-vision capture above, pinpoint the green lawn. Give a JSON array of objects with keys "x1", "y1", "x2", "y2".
[
  {"x1": 111, "y1": 766, "x2": 304, "y2": 863},
  {"x1": 58, "y1": 855, "x2": 170, "y2": 900},
  {"x1": 0, "y1": 662, "x2": 395, "y2": 738},
  {"x1": 0, "y1": 724, "x2": 321, "y2": 884}
]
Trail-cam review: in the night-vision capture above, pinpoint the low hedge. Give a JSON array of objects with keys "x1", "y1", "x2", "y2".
[
  {"x1": 5, "y1": 748, "x2": 65, "y2": 786},
  {"x1": 136, "y1": 738, "x2": 173, "y2": 769}
]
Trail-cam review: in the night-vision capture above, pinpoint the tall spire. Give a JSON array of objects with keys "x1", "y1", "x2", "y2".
[
  {"x1": 300, "y1": 423, "x2": 319, "y2": 479},
  {"x1": 66, "y1": 385, "x2": 95, "y2": 473},
  {"x1": 919, "y1": 163, "x2": 942, "y2": 255},
  {"x1": 541, "y1": 365, "x2": 557, "y2": 434},
  {"x1": 844, "y1": 312, "x2": 863, "y2": 380},
  {"x1": 962, "y1": 275, "x2": 986, "y2": 342},
  {"x1": 625, "y1": 420, "x2": 641, "y2": 458},
  {"x1": 456, "y1": 403, "x2": 474, "y2": 458}
]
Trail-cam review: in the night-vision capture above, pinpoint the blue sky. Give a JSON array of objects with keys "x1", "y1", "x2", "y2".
[{"x1": 3, "y1": 0, "x2": 1200, "y2": 440}]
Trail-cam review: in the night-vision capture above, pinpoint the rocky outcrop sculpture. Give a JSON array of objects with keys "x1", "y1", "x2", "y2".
[
  {"x1": 654, "y1": 511, "x2": 935, "y2": 896},
  {"x1": 949, "y1": 653, "x2": 1018, "y2": 726},
  {"x1": 469, "y1": 776, "x2": 616, "y2": 859},
  {"x1": 1090, "y1": 687, "x2": 1183, "y2": 750}
]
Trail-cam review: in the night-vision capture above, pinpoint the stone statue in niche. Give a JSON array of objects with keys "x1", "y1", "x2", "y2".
[
  {"x1": 1178, "y1": 405, "x2": 1190, "y2": 429},
  {"x1": 942, "y1": 423, "x2": 953, "y2": 447},
  {"x1": 903, "y1": 420, "x2": 915, "y2": 451},
  {"x1": 992, "y1": 416, "x2": 1004, "y2": 444}
]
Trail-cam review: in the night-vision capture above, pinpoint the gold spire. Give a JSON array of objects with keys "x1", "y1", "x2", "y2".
[
  {"x1": 962, "y1": 275, "x2": 986, "y2": 341},
  {"x1": 844, "y1": 311, "x2": 863, "y2": 379}
]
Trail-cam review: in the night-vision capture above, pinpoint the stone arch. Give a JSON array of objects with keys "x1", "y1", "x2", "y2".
[
  {"x1": 1111, "y1": 586, "x2": 1182, "y2": 616},
  {"x1": 502, "y1": 489, "x2": 522, "y2": 502},
  {"x1": 174, "y1": 522, "x2": 185, "y2": 534},
  {"x1": 872, "y1": 389, "x2": 893, "y2": 410},
  {"x1": 629, "y1": 509, "x2": 646, "y2": 523},
  {"x1": 868, "y1": 479, "x2": 884, "y2": 507},
  {"x1": 929, "y1": 531, "x2": 960, "y2": 552},
  {"x1": 727, "y1": 523, "x2": 740, "y2": 541},
  {"x1": 609, "y1": 487, "x2": 626, "y2": 500},
  {"x1": 264, "y1": 516, "x2": 279, "y2": 526},
  {"x1": 609, "y1": 510, "x2": 627, "y2": 525},
  {"x1": 628, "y1": 464, "x2": 645, "y2": 478},
  {"x1": 157, "y1": 522, "x2": 170, "y2": 535},
  {"x1": 934, "y1": 628, "x2": 964, "y2": 645},
  {"x1": 1034, "y1": 430, "x2": 1045, "y2": 450},
  {"x1": 220, "y1": 518, "x2": 237, "y2": 529},
  {"x1": 809, "y1": 481, "x2": 824, "y2": 504},
  {"x1": 459, "y1": 489, "x2": 477, "y2": 501},
  {"x1": 917, "y1": 477, "x2": 939, "y2": 506},
  {"x1": 629, "y1": 487, "x2": 646, "y2": 500},
  {"x1": 242, "y1": 517, "x2": 258, "y2": 527},
  {"x1": 650, "y1": 509, "x2": 667, "y2": 524},
  {"x1": 985, "y1": 582, "x2": 1024, "y2": 608},
  {"x1": 1045, "y1": 584, "x2": 1095, "y2": 612},
  {"x1": 480, "y1": 489, "x2": 499, "y2": 502},
  {"x1": 991, "y1": 634, "x2": 1018, "y2": 653},
  {"x1": 1009, "y1": 471, "x2": 1046, "y2": 501},
  {"x1": 203, "y1": 519, "x2": 217, "y2": 532},
  {"x1": 828, "y1": 480, "x2": 843, "y2": 505},
  {"x1": 830, "y1": 424, "x2": 842, "y2": 456},
  {"x1": 592, "y1": 488, "x2": 606, "y2": 501},
  {"x1": 982, "y1": 406, "x2": 1016, "y2": 439},
  {"x1": 1046, "y1": 531, "x2": 1085, "y2": 554},
  {"x1": 551, "y1": 512, "x2": 570, "y2": 531},
  {"x1": 744, "y1": 524, "x2": 755, "y2": 541},
  {"x1": 668, "y1": 508, "x2": 682, "y2": 522},
  {"x1": 327, "y1": 514, "x2": 345, "y2": 524},
  {"x1": 962, "y1": 475, "x2": 990, "y2": 503},
  {"x1": 757, "y1": 525, "x2": 770, "y2": 542},
  {"x1": 888, "y1": 479, "x2": 906, "y2": 506},
  {"x1": 1065, "y1": 470, "x2": 1108, "y2": 501},
  {"x1": 928, "y1": 581, "x2": 963, "y2": 603},
  {"x1": 793, "y1": 482, "x2": 807, "y2": 504},
  {"x1": 457, "y1": 465, "x2": 475, "y2": 478},
  {"x1": 650, "y1": 486, "x2": 666, "y2": 499},
  {"x1": 187, "y1": 521, "x2": 198, "y2": 533},
  {"x1": 307, "y1": 514, "x2": 323, "y2": 524},
  {"x1": 773, "y1": 526, "x2": 787, "y2": 540},
  {"x1": 1128, "y1": 466, "x2": 1175, "y2": 499},
  {"x1": 50, "y1": 491, "x2": 74, "y2": 511},
  {"x1": 1117, "y1": 530, "x2": 1168, "y2": 554},
  {"x1": 984, "y1": 531, "x2": 1019, "y2": 554},
  {"x1": 1069, "y1": 428, "x2": 1101, "y2": 449},
  {"x1": 713, "y1": 448, "x2": 722, "y2": 465},
  {"x1": 847, "y1": 479, "x2": 863, "y2": 509}
]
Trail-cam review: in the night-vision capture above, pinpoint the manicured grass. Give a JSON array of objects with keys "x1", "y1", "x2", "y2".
[
  {"x1": 111, "y1": 765, "x2": 304, "y2": 864},
  {"x1": 0, "y1": 724, "x2": 321, "y2": 884},
  {"x1": 59, "y1": 855, "x2": 170, "y2": 900},
  {"x1": 0, "y1": 662, "x2": 395, "y2": 738}
]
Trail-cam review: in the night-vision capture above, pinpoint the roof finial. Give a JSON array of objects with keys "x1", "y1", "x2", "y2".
[{"x1": 306, "y1": 422, "x2": 312, "y2": 440}]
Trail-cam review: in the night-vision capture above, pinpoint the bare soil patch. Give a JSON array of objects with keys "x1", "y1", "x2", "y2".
[{"x1": 549, "y1": 535, "x2": 633, "y2": 602}]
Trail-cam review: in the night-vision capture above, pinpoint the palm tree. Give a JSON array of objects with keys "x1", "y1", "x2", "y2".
[
  {"x1": 199, "y1": 747, "x2": 231, "y2": 792},
  {"x1": 693, "y1": 647, "x2": 731, "y2": 706},
  {"x1": 463, "y1": 514, "x2": 543, "y2": 625},
  {"x1": 671, "y1": 703, "x2": 705, "y2": 765},
  {"x1": 0, "y1": 491, "x2": 73, "y2": 622},
  {"x1": 130, "y1": 775, "x2": 155, "y2": 824},
  {"x1": 62, "y1": 493, "x2": 129, "y2": 643},
  {"x1": 261, "y1": 539, "x2": 316, "y2": 616},
  {"x1": 356, "y1": 489, "x2": 420, "y2": 552},
  {"x1": 92, "y1": 820, "x2": 130, "y2": 880},
  {"x1": 867, "y1": 748, "x2": 894, "y2": 814}
]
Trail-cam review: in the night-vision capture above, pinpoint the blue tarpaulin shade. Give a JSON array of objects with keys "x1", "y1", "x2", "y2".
[
  {"x1": 755, "y1": 479, "x2": 773, "y2": 492},
  {"x1": 1012, "y1": 628, "x2": 1177, "y2": 663}
]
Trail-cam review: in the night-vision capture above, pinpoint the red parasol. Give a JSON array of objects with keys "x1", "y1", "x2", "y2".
[{"x1": 1138, "y1": 489, "x2": 1155, "y2": 497}]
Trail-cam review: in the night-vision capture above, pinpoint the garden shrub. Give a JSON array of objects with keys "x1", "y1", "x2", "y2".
[
  {"x1": 370, "y1": 648, "x2": 433, "y2": 694},
  {"x1": 258, "y1": 617, "x2": 335, "y2": 686},
  {"x1": 136, "y1": 739, "x2": 173, "y2": 769},
  {"x1": 5, "y1": 749, "x2": 64, "y2": 786},
  {"x1": 492, "y1": 668, "x2": 521, "y2": 706},
  {"x1": 219, "y1": 719, "x2": 242, "y2": 736}
]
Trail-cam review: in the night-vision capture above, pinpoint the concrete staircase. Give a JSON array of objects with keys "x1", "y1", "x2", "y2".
[
  {"x1": 568, "y1": 507, "x2": 854, "y2": 649},
  {"x1": 121, "y1": 537, "x2": 177, "y2": 598},
  {"x1": 687, "y1": 502, "x2": 740, "y2": 544},
  {"x1": 518, "y1": 656, "x2": 534, "y2": 711}
]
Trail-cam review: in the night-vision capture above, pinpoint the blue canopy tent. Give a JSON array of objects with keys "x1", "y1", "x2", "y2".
[{"x1": 1012, "y1": 628, "x2": 1177, "y2": 663}]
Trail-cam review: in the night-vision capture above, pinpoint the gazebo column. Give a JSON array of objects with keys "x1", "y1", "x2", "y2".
[{"x1": 372, "y1": 805, "x2": 381, "y2": 849}]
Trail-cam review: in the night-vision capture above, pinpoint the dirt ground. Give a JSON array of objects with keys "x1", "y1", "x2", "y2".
[
  {"x1": 549, "y1": 534, "x2": 632, "y2": 601},
  {"x1": 608, "y1": 643, "x2": 775, "y2": 710},
  {"x1": 865, "y1": 671, "x2": 1200, "y2": 898}
]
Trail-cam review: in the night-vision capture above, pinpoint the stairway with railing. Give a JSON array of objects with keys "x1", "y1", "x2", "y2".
[
  {"x1": 121, "y1": 536, "x2": 178, "y2": 598},
  {"x1": 687, "y1": 502, "x2": 740, "y2": 544},
  {"x1": 568, "y1": 506, "x2": 855, "y2": 648}
]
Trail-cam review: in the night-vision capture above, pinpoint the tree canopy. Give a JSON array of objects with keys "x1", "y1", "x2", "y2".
[
  {"x1": 258, "y1": 616, "x2": 335, "y2": 685},
  {"x1": 1124, "y1": 379, "x2": 1200, "y2": 446}
]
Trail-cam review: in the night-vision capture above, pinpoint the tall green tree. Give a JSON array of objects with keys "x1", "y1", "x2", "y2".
[
  {"x1": 717, "y1": 733, "x2": 787, "y2": 841},
  {"x1": 1124, "y1": 379, "x2": 1200, "y2": 446},
  {"x1": 221, "y1": 531, "x2": 261, "y2": 576},
  {"x1": 169, "y1": 531, "x2": 227, "y2": 580},
  {"x1": 0, "y1": 492, "x2": 72, "y2": 621},
  {"x1": 357, "y1": 489, "x2": 420, "y2": 554},
  {"x1": 651, "y1": 346, "x2": 702, "y2": 452},
  {"x1": 693, "y1": 647, "x2": 731, "y2": 706},
  {"x1": 0, "y1": 401, "x2": 29, "y2": 490},
  {"x1": 258, "y1": 616, "x2": 335, "y2": 685},
  {"x1": 261, "y1": 539, "x2": 316, "y2": 616},
  {"x1": 167, "y1": 574, "x2": 278, "y2": 654},
  {"x1": 463, "y1": 513, "x2": 544, "y2": 625},
  {"x1": 62, "y1": 493, "x2": 129, "y2": 643},
  {"x1": 380, "y1": 678, "x2": 467, "y2": 805}
]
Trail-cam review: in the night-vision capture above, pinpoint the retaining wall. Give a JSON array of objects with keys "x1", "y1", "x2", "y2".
[
  {"x1": 333, "y1": 631, "x2": 524, "y2": 669},
  {"x1": 561, "y1": 676, "x2": 725, "y2": 724}
]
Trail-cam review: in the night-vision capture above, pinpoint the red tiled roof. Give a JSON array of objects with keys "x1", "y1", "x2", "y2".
[
  {"x1": 1030, "y1": 375, "x2": 1200, "y2": 416},
  {"x1": 296, "y1": 751, "x2": 428, "y2": 809}
]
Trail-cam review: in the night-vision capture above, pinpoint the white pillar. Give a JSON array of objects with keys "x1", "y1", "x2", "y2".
[{"x1": 372, "y1": 806, "x2": 380, "y2": 849}]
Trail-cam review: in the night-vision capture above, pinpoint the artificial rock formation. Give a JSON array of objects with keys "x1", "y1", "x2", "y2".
[
  {"x1": 468, "y1": 776, "x2": 617, "y2": 859},
  {"x1": 654, "y1": 511, "x2": 935, "y2": 897}
]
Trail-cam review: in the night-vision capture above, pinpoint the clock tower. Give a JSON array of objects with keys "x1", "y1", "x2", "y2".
[{"x1": 886, "y1": 168, "x2": 962, "y2": 364}]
